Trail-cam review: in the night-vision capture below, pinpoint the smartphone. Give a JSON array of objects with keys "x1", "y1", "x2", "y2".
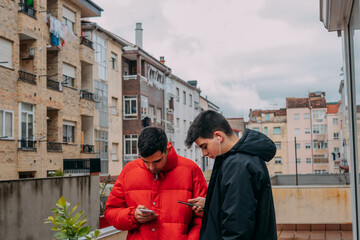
[
  {"x1": 177, "y1": 200, "x2": 203, "y2": 209},
  {"x1": 139, "y1": 209, "x2": 155, "y2": 214}
]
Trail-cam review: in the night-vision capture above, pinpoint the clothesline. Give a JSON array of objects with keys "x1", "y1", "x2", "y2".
[{"x1": 46, "y1": 14, "x2": 75, "y2": 47}]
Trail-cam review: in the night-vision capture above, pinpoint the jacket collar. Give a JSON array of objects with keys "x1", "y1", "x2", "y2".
[{"x1": 161, "y1": 143, "x2": 178, "y2": 172}]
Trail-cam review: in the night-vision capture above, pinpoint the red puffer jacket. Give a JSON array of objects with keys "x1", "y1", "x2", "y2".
[{"x1": 104, "y1": 145, "x2": 208, "y2": 240}]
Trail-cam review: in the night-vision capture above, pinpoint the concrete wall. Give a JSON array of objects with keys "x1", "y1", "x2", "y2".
[
  {"x1": 273, "y1": 186, "x2": 351, "y2": 224},
  {"x1": 0, "y1": 176, "x2": 100, "y2": 240},
  {"x1": 271, "y1": 174, "x2": 350, "y2": 185}
]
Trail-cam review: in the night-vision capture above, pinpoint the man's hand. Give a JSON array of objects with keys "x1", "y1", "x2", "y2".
[
  {"x1": 134, "y1": 205, "x2": 158, "y2": 223},
  {"x1": 188, "y1": 197, "x2": 206, "y2": 215}
]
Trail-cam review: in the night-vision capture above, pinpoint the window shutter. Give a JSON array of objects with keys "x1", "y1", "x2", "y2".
[
  {"x1": 0, "y1": 37, "x2": 12, "y2": 68},
  {"x1": 63, "y1": 63, "x2": 75, "y2": 78},
  {"x1": 63, "y1": 7, "x2": 75, "y2": 23}
]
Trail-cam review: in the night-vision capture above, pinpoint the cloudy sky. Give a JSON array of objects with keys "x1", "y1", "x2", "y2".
[{"x1": 93, "y1": 0, "x2": 343, "y2": 118}]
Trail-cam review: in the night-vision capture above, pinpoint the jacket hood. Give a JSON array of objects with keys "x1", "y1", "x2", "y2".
[{"x1": 231, "y1": 128, "x2": 276, "y2": 162}]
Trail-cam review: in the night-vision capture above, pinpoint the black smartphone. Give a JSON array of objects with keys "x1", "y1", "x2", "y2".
[{"x1": 177, "y1": 200, "x2": 203, "y2": 209}]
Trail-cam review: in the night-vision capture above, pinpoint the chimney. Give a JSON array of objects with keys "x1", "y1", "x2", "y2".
[
  {"x1": 160, "y1": 56, "x2": 165, "y2": 64},
  {"x1": 135, "y1": 22, "x2": 143, "y2": 48}
]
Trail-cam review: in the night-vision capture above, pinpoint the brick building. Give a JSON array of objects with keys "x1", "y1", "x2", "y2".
[{"x1": 0, "y1": 0, "x2": 103, "y2": 179}]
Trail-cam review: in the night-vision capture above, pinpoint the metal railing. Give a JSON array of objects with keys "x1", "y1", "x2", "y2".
[
  {"x1": 80, "y1": 36, "x2": 94, "y2": 49},
  {"x1": 19, "y1": 2, "x2": 36, "y2": 18},
  {"x1": 80, "y1": 90, "x2": 95, "y2": 101},
  {"x1": 18, "y1": 139, "x2": 36, "y2": 150},
  {"x1": 123, "y1": 75, "x2": 137, "y2": 81},
  {"x1": 63, "y1": 158, "x2": 101, "y2": 174},
  {"x1": 47, "y1": 79, "x2": 62, "y2": 91},
  {"x1": 18, "y1": 70, "x2": 36, "y2": 84},
  {"x1": 81, "y1": 144, "x2": 95, "y2": 153},
  {"x1": 47, "y1": 142, "x2": 62, "y2": 152}
]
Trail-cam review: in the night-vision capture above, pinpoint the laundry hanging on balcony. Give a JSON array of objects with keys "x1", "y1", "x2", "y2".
[{"x1": 46, "y1": 14, "x2": 75, "y2": 48}]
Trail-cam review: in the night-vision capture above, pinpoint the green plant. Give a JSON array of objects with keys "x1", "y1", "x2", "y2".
[
  {"x1": 45, "y1": 196, "x2": 100, "y2": 240},
  {"x1": 100, "y1": 175, "x2": 115, "y2": 196},
  {"x1": 49, "y1": 168, "x2": 65, "y2": 177}
]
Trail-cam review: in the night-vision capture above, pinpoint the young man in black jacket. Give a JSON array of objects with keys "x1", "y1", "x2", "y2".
[{"x1": 186, "y1": 110, "x2": 277, "y2": 240}]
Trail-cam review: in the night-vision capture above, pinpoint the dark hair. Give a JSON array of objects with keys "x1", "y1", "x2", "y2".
[
  {"x1": 138, "y1": 127, "x2": 168, "y2": 157},
  {"x1": 185, "y1": 110, "x2": 234, "y2": 148}
]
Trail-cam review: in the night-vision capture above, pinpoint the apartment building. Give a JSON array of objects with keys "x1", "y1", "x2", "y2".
[
  {"x1": 227, "y1": 117, "x2": 245, "y2": 137},
  {"x1": 81, "y1": 21, "x2": 129, "y2": 176},
  {"x1": 0, "y1": 0, "x2": 102, "y2": 179},
  {"x1": 122, "y1": 23, "x2": 171, "y2": 166},
  {"x1": 247, "y1": 109, "x2": 288, "y2": 176},
  {"x1": 286, "y1": 92, "x2": 341, "y2": 174},
  {"x1": 168, "y1": 75, "x2": 202, "y2": 168}
]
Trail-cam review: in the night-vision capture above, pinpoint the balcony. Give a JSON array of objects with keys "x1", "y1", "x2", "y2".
[
  {"x1": 80, "y1": 38, "x2": 94, "y2": 65},
  {"x1": 80, "y1": 37, "x2": 93, "y2": 49},
  {"x1": 47, "y1": 79, "x2": 62, "y2": 91},
  {"x1": 19, "y1": 2, "x2": 36, "y2": 18},
  {"x1": 18, "y1": 70, "x2": 36, "y2": 84},
  {"x1": 81, "y1": 144, "x2": 95, "y2": 153},
  {"x1": 47, "y1": 142, "x2": 62, "y2": 152},
  {"x1": 123, "y1": 75, "x2": 137, "y2": 81},
  {"x1": 18, "y1": 140, "x2": 36, "y2": 150},
  {"x1": 63, "y1": 158, "x2": 101, "y2": 174},
  {"x1": 80, "y1": 90, "x2": 95, "y2": 101}
]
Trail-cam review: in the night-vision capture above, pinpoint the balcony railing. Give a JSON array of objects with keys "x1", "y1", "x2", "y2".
[
  {"x1": 81, "y1": 144, "x2": 95, "y2": 153},
  {"x1": 18, "y1": 70, "x2": 36, "y2": 84},
  {"x1": 63, "y1": 158, "x2": 101, "y2": 174},
  {"x1": 19, "y1": 2, "x2": 36, "y2": 18},
  {"x1": 80, "y1": 36, "x2": 94, "y2": 49},
  {"x1": 123, "y1": 75, "x2": 137, "y2": 81},
  {"x1": 47, "y1": 142, "x2": 62, "y2": 152},
  {"x1": 47, "y1": 79, "x2": 62, "y2": 91},
  {"x1": 80, "y1": 90, "x2": 95, "y2": 101},
  {"x1": 18, "y1": 139, "x2": 36, "y2": 150},
  {"x1": 123, "y1": 154, "x2": 138, "y2": 166}
]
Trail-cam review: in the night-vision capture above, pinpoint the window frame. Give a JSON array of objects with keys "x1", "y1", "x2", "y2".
[
  {"x1": 0, "y1": 109, "x2": 14, "y2": 140},
  {"x1": 273, "y1": 127, "x2": 281, "y2": 135},
  {"x1": 123, "y1": 95, "x2": 138, "y2": 119}
]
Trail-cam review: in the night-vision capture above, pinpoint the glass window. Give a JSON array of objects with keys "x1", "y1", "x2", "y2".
[
  {"x1": 296, "y1": 143, "x2": 300, "y2": 149},
  {"x1": 312, "y1": 125, "x2": 327, "y2": 135},
  {"x1": 189, "y1": 94, "x2": 193, "y2": 107},
  {"x1": 141, "y1": 96, "x2": 148, "y2": 118},
  {"x1": 305, "y1": 128, "x2": 311, "y2": 134},
  {"x1": 312, "y1": 109, "x2": 326, "y2": 122},
  {"x1": 265, "y1": 114, "x2": 270, "y2": 122},
  {"x1": 111, "y1": 52, "x2": 117, "y2": 70},
  {"x1": 124, "y1": 134, "x2": 138, "y2": 156},
  {"x1": 0, "y1": 37, "x2": 12, "y2": 68},
  {"x1": 275, "y1": 157, "x2": 282, "y2": 164},
  {"x1": 95, "y1": 130, "x2": 108, "y2": 174},
  {"x1": 63, "y1": 124, "x2": 74, "y2": 143},
  {"x1": 111, "y1": 97, "x2": 118, "y2": 115},
  {"x1": 306, "y1": 158, "x2": 311, "y2": 164},
  {"x1": 111, "y1": 143, "x2": 118, "y2": 161},
  {"x1": 294, "y1": 128, "x2": 300, "y2": 135},
  {"x1": 304, "y1": 113, "x2": 310, "y2": 119},
  {"x1": 264, "y1": 127, "x2": 268, "y2": 135},
  {"x1": 20, "y1": 103, "x2": 34, "y2": 143},
  {"x1": 294, "y1": 114, "x2": 300, "y2": 120},
  {"x1": 156, "y1": 108, "x2": 162, "y2": 124},
  {"x1": 273, "y1": 127, "x2": 281, "y2": 135},
  {"x1": 313, "y1": 154, "x2": 328, "y2": 164},
  {"x1": 183, "y1": 91, "x2": 186, "y2": 105},
  {"x1": 62, "y1": 7, "x2": 75, "y2": 33},
  {"x1": 333, "y1": 118, "x2": 339, "y2": 125},
  {"x1": 62, "y1": 63, "x2": 75, "y2": 88},
  {"x1": 253, "y1": 127, "x2": 260, "y2": 132},
  {"x1": 313, "y1": 140, "x2": 328, "y2": 149},
  {"x1": 94, "y1": 33, "x2": 107, "y2": 80},
  {"x1": 275, "y1": 142, "x2": 281, "y2": 149},
  {"x1": 296, "y1": 158, "x2": 301, "y2": 164},
  {"x1": 305, "y1": 143, "x2": 311, "y2": 149},
  {"x1": 176, "y1": 88, "x2": 179, "y2": 102},
  {"x1": 149, "y1": 105, "x2": 155, "y2": 123},
  {"x1": 334, "y1": 132, "x2": 339, "y2": 139},
  {"x1": 0, "y1": 109, "x2": 14, "y2": 139},
  {"x1": 124, "y1": 95, "x2": 137, "y2": 119}
]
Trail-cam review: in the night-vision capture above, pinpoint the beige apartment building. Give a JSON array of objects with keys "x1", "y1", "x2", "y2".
[
  {"x1": 248, "y1": 109, "x2": 288, "y2": 176},
  {"x1": 0, "y1": 0, "x2": 103, "y2": 180}
]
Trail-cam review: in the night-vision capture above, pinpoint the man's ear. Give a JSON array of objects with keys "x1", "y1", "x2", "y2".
[{"x1": 167, "y1": 142, "x2": 172, "y2": 152}]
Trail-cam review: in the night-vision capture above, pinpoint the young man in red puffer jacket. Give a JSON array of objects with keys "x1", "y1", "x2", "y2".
[{"x1": 105, "y1": 127, "x2": 208, "y2": 240}]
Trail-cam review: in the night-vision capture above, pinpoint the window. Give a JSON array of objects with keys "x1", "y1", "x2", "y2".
[
  {"x1": 183, "y1": 120, "x2": 186, "y2": 131},
  {"x1": 124, "y1": 135, "x2": 138, "y2": 157},
  {"x1": 294, "y1": 114, "x2": 300, "y2": 120},
  {"x1": 189, "y1": 94, "x2": 193, "y2": 107},
  {"x1": 111, "y1": 143, "x2": 118, "y2": 161},
  {"x1": 294, "y1": 128, "x2": 300, "y2": 135},
  {"x1": 95, "y1": 130, "x2": 108, "y2": 174},
  {"x1": 304, "y1": 113, "x2": 310, "y2": 119},
  {"x1": 265, "y1": 114, "x2": 270, "y2": 122},
  {"x1": 273, "y1": 127, "x2": 281, "y2": 135},
  {"x1": 253, "y1": 127, "x2": 260, "y2": 132},
  {"x1": 0, "y1": 37, "x2": 12, "y2": 68},
  {"x1": 111, "y1": 52, "x2": 117, "y2": 70},
  {"x1": 305, "y1": 143, "x2": 311, "y2": 149},
  {"x1": 0, "y1": 109, "x2": 14, "y2": 139},
  {"x1": 315, "y1": 169, "x2": 328, "y2": 174},
  {"x1": 176, "y1": 88, "x2": 179, "y2": 102},
  {"x1": 275, "y1": 157, "x2": 282, "y2": 164},
  {"x1": 20, "y1": 103, "x2": 35, "y2": 148},
  {"x1": 111, "y1": 97, "x2": 118, "y2": 115},
  {"x1": 313, "y1": 154, "x2": 328, "y2": 164},
  {"x1": 334, "y1": 147, "x2": 340, "y2": 152},
  {"x1": 176, "y1": 118, "x2": 180, "y2": 128},
  {"x1": 275, "y1": 142, "x2": 281, "y2": 149},
  {"x1": 312, "y1": 125, "x2": 327, "y2": 134},
  {"x1": 296, "y1": 143, "x2": 300, "y2": 149},
  {"x1": 184, "y1": 149, "x2": 187, "y2": 158},
  {"x1": 333, "y1": 118, "x2": 339, "y2": 125},
  {"x1": 183, "y1": 91, "x2": 186, "y2": 105},
  {"x1": 149, "y1": 105, "x2": 155, "y2": 123},
  {"x1": 312, "y1": 109, "x2": 326, "y2": 121},
  {"x1": 156, "y1": 108, "x2": 162, "y2": 124},
  {"x1": 95, "y1": 81, "x2": 108, "y2": 127},
  {"x1": 313, "y1": 140, "x2": 328, "y2": 149},
  {"x1": 334, "y1": 132, "x2": 339, "y2": 139},
  {"x1": 94, "y1": 33, "x2": 107, "y2": 80},
  {"x1": 62, "y1": 7, "x2": 75, "y2": 33},
  {"x1": 296, "y1": 158, "x2": 301, "y2": 164},
  {"x1": 62, "y1": 63, "x2": 75, "y2": 87},
  {"x1": 264, "y1": 127, "x2": 268, "y2": 135},
  {"x1": 141, "y1": 96, "x2": 148, "y2": 118},
  {"x1": 306, "y1": 158, "x2": 311, "y2": 164},
  {"x1": 305, "y1": 128, "x2": 311, "y2": 134},
  {"x1": 63, "y1": 121, "x2": 75, "y2": 143},
  {"x1": 124, "y1": 95, "x2": 137, "y2": 119}
]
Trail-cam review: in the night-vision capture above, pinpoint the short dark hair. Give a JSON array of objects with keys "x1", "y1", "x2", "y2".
[
  {"x1": 185, "y1": 110, "x2": 234, "y2": 148},
  {"x1": 138, "y1": 127, "x2": 168, "y2": 157}
]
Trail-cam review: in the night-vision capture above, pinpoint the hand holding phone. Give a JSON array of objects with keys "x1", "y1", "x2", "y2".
[
  {"x1": 139, "y1": 209, "x2": 155, "y2": 214},
  {"x1": 178, "y1": 200, "x2": 203, "y2": 209}
]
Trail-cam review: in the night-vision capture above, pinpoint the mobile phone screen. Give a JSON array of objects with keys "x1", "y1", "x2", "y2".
[
  {"x1": 177, "y1": 200, "x2": 202, "y2": 208},
  {"x1": 139, "y1": 209, "x2": 155, "y2": 214}
]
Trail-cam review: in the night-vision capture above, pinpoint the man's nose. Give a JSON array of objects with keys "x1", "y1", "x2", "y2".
[
  {"x1": 149, "y1": 163, "x2": 155, "y2": 171},
  {"x1": 201, "y1": 149, "x2": 208, "y2": 157}
]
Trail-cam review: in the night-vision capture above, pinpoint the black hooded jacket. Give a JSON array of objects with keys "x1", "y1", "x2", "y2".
[{"x1": 199, "y1": 129, "x2": 277, "y2": 240}]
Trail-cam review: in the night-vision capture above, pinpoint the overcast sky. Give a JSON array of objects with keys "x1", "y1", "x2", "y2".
[{"x1": 93, "y1": 0, "x2": 343, "y2": 119}]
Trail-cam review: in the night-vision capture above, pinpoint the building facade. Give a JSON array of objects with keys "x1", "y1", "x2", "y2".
[{"x1": 0, "y1": 0, "x2": 102, "y2": 180}]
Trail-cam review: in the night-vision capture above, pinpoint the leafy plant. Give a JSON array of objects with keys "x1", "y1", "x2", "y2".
[
  {"x1": 100, "y1": 175, "x2": 115, "y2": 196},
  {"x1": 45, "y1": 196, "x2": 100, "y2": 240},
  {"x1": 49, "y1": 168, "x2": 65, "y2": 177}
]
